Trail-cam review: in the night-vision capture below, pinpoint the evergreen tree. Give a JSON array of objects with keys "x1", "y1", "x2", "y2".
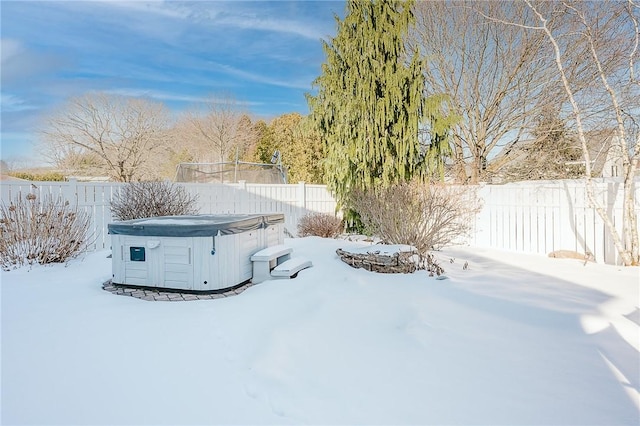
[
  {"x1": 308, "y1": 0, "x2": 445, "y2": 207},
  {"x1": 290, "y1": 116, "x2": 324, "y2": 184},
  {"x1": 246, "y1": 113, "x2": 325, "y2": 183},
  {"x1": 500, "y1": 108, "x2": 582, "y2": 181}
]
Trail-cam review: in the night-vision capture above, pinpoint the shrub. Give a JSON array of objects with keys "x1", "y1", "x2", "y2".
[
  {"x1": 297, "y1": 213, "x2": 344, "y2": 238},
  {"x1": 0, "y1": 193, "x2": 92, "y2": 270},
  {"x1": 8, "y1": 171, "x2": 66, "y2": 181},
  {"x1": 110, "y1": 181, "x2": 199, "y2": 221},
  {"x1": 349, "y1": 181, "x2": 480, "y2": 258}
]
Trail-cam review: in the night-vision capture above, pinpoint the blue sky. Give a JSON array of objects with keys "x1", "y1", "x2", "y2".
[{"x1": 0, "y1": 0, "x2": 344, "y2": 164}]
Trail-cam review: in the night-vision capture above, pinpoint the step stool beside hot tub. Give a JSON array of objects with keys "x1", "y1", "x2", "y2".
[{"x1": 108, "y1": 213, "x2": 294, "y2": 292}]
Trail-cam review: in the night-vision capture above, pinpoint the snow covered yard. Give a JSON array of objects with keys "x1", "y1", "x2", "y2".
[{"x1": 2, "y1": 236, "x2": 639, "y2": 425}]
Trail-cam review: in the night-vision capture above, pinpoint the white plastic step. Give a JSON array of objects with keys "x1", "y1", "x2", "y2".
[
  {"x1": 250, "y1": 245, "x2": 293, "y2": 262},
  {"x1": 251, "y1": 245, "x2": 294, "y2": 284},
  {"x1": 271, "y1": 257, "x2": 313, "y2": 279}
]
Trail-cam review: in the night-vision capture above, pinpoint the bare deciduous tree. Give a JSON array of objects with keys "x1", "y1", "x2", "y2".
[
  {"x1": 483, "y1": 0, "x2": 639, "y2": 265},
  {"x1": 175, "y1": 94, "x2": 257, "y2": 164},
  {"x1": 41, "y1": 93, "x2": 171, "y2": 182},
  {"x1": 409, "y1": 1, "x2": 561, "y2": 183}
]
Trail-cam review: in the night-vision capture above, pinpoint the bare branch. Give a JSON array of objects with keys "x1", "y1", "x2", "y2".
[
  {"x1": 110, "y1": 181, "x2": 199, "y2": 221},
  {"x1": 491, "y1": 0, "x2": 640, "y2": 265},
  {"x1": 175, "y1": 94, "x2": 256, "y2": 164},
  {"x1": 41, "y1": 93, "x2": 171, "y2": 181},
  {"x1": 628, "y1": 0, "x2": 640, "y2": 84},
  {"x1": 410, "y1": 0, "x2": 561, "y2": 183}
]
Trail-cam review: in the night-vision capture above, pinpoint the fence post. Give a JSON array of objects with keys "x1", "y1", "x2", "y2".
[
  {"x1": 238, "y1": 180, "x2": 247, "y2": 213},
  {"x1": 298, "y1": 181, "x2": 306, "y2": 210},
  {"x1": 64, "y1": 178, "x2": 78, "y2": 203}
]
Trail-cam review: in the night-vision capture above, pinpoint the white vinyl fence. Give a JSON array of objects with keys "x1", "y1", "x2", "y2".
[
  {"x1": 0, "y1": 180, "x2": 337, "y2": 252},
  {"x1": 1, "y1": 178, "x2": 637, "y2": 265},
  {"x1": 471, "y1": 179, "x2": 640, "y2": 265}
]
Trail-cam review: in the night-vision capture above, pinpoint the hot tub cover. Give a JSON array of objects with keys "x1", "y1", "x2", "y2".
[{"x1": 108, "y1": 213, "x2": 284, "y2": 237}]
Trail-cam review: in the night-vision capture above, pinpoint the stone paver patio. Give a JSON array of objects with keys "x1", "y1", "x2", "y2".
[{"x1": 102, "y1": 280, "x2": 254, "y2": 301}]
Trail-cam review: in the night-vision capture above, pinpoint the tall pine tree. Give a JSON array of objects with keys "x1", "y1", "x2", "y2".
[{"x1": 308, "y1": 0, "x2": 446, "y2": 207}]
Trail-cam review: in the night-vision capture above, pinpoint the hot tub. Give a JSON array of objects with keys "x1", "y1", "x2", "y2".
[{"x1": 108, "y1": 213, "x2": 284, "y2": 292}]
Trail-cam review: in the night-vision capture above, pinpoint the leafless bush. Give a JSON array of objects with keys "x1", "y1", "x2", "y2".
[
  {"x1": 350, "y1": 181, "x2": 481, "y2": 257},
  {"x1": 0, "y1": 193, "x2": 92, "y2": 270},
  {"x1": 297, "y1": 213, "x2": 344, "y2": 238},
  {"x1": 111, "y1": 181, "x2": 199, "y2": 220}
]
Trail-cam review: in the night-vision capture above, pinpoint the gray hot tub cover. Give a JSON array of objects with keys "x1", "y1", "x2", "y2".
[{"x1": 108, "y1": 213, "x2": 285, "y2": 237}]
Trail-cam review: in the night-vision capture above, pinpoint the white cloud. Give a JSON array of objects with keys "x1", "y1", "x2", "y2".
[
  {"x1": 101, "y1": 88, "x2": 264, "y2": 108},
  {"x1": 215, "y1": 13, "x2": 327, "y2": 41},
  {"x1": 88, "y1": 1, "x2": 332, "y2": 41},
  {"x1": 211, "y1": 62, "x2": 312, "y2": 90},
  {"x1": 0, "y1": 93, "x2": 38, "y2": 112},
  {"x1": 90, "y1": 0, "x2": 193, "y2": 20},
  {"x1": 101, "y1": 88, "x2": 208, "y2": 104}
]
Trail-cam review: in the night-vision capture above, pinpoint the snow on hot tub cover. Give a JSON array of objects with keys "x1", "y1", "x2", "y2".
[{"x1": 108, "y1": 213, "x2": 284, "y2": 237}]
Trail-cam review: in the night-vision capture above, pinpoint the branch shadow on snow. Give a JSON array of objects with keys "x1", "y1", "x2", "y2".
[{"x1": 432, "y1": 248, "x2": 639, "y2": 416}]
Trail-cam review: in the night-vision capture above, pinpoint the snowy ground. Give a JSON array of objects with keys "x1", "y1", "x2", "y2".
[{"x1": 2, "y1": 236, "x2": 639, "y2": 425}]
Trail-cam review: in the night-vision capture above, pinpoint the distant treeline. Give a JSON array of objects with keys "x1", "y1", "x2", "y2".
[{"x1": 8, "y1": 172, "x2": 66, "y2": 181}]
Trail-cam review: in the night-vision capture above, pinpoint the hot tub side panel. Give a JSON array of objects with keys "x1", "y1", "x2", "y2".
[
  {"x1": 162, "y1": 238, "x2": 194, "y2": 290},
  {"x1": 112, "y1": 235, "x2": 194, "y2": 290},
  {"x1": 262, "y1": 222, "x2": 284, "y2": 247},
  {"x1": 192, "y1": 229, "x2": 261, "y2": 291}
]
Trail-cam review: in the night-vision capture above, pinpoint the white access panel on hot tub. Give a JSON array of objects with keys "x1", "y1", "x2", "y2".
[{"x1": 113, "y1": 236, "x2": 194, "y2": 290}]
